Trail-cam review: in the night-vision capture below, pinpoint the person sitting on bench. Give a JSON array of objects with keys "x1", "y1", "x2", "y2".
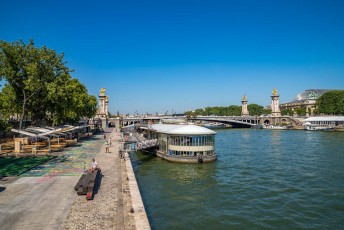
[{"x1": 91, "y1": 158, "x2": 98, "y2": 172}]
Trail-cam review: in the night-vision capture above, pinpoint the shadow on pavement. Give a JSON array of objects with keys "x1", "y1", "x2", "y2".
[{"x1": 93, "y1": 172, "x2": 103, "y2": 197}]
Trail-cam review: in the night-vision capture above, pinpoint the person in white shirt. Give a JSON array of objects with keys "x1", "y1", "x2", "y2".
[{"x1": 91, "y1": 158, "x2": 98, "y2": 171}]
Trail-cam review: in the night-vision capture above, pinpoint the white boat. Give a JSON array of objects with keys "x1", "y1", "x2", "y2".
[
  {"x1": 263, "y1": 125, "x2": 286, "y2": 130},
  {"x1": 251, "y1": 124, "x2": 263, "y2": 129},
  {"x1": 304, "y1": 122, "x2": 334, "y2": 131},
  {"x1": 203, "y1": 122, "x2": 226, "y2": 128}
]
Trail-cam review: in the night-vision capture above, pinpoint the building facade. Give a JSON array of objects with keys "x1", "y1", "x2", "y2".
[{"x1": 280, "y1": 89, "x2": 331, "y2": 115}]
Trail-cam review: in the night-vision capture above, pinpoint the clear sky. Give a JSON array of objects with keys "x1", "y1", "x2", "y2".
[{"x1": 1, "y1": 0, "x2": 344, "y2": 114}]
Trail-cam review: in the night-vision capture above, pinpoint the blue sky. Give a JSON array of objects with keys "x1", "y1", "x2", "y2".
[{"x1": 1, "y1": 0, "x2": 344, "y2": 114}]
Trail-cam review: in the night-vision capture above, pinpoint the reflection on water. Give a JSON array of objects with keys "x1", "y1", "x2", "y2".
[{"x1": 132, "y1": 130, "x2": 344, "y2": 229}]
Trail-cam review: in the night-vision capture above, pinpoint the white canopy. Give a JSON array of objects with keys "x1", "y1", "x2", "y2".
[
  {"x1": 304, "y1": 116, "x2": 344, "y2": 122},
  {"x1": 151, "y1": 124, "x2": 216, "y2": 135}
]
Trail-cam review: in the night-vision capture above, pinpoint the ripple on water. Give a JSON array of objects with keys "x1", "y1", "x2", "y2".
[{"x1": 132, "y1": 130, "x2": 344, "y2": 229}]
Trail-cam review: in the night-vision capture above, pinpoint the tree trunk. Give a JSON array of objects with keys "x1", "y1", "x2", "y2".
[
  {"x1": 19, "y1": 98, "x2": 26, "y2": 130},
  {"x1": 19, "y1": 89, "x2": 29, "y2": 130}
]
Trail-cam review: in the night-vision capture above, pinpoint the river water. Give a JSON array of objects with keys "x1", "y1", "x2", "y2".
[{"x1": 130, "y1": 129, "x2": 344, "y2": 229}]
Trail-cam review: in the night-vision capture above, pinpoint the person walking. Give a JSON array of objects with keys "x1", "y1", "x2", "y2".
[
  {"x1": 105, "y1": 141, "x2": 110, "y2": 153},
  {"x1": 109, "y1": 137, "x2": 112, "y2": 146}
]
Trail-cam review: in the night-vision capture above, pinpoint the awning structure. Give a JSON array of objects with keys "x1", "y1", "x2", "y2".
[
  {"x1": 11, "y1": 125, "x2": 90, "y2": 138},
  {"x1": 5, "y1": 125, "x2": 93, "y2": 156},
  {"x1": 304, "y1": 116, "x2": 344, "y2": 122},
  {"x1": 150, "y1": 124, "x2": 216, "y2": 135}
]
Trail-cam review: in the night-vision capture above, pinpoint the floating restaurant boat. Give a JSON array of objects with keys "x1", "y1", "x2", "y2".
[
  {"x1": 203, "y1": 122, "x2": 226, "y2": 129},
  {"x1": 148, "y1": 124, "x2": 217, "y2": 163},
  {"x1": 263, "y1": 125, "x2": 287, "y2": 130},
  {"x1": 303, "y1": 116, "x2": 344, "y2": 131},
  {"x1": 304, "y1": 122, "x2": 334, "y2": 131}
]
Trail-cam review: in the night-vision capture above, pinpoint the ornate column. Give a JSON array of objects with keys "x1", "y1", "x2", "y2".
[
  {"x1": 105, "y1": 96, "x2": 109, "y2": 116},
  {"x1": 98, "y1": 88, "x2": 107, "y2": 118},
  {"x1": 271, "y1": 88, "x2": 281, "y2": 117},
  {"x1": 306, "y1": 107, "x2": 310, "y2": 117},
  {"x1": 241, "y1": 95, "x2": 249, "y2": 116}
]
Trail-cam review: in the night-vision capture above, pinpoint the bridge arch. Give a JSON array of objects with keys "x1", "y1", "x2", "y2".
[
  {"x1": 190, "y1": 117, "x2": 256, "y2": 128},
  {"x1": 108, "y1": 122, "x2": 116, "y2": 127},
  {"x1": 263, "y1": 119, "x2": 271, "y2": 125}
]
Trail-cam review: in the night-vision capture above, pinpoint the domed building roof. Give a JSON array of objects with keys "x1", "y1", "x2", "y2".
[{"x1": 287, "y1": 89, "x2": 330, "y2": 103}]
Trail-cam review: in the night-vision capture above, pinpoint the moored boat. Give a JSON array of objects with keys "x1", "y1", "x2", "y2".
[
  {"x1": 263, "y1": 125, "x2": 286, "y2": 130},
  {"x1": 251, "y1": 124, "x2": 263, "y2": 129},
  {"x1": 304, "y1": 122, "x2": 334, "y2": 131}
]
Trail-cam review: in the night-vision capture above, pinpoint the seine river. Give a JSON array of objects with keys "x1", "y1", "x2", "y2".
[{"x1": 130, "y1": 129, "x2": 344, "y2": 229}]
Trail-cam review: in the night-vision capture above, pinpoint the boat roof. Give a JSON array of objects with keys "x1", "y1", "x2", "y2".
[
  {"x1": 304, "y1": 116, "x2": 344, "y2": 122},
  {"x1": 150, "y1": 124, "x2": 216, "y2": 135}
]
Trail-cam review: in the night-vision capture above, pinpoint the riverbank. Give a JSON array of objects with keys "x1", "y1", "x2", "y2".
[{"x1": 0, "y1": 128, "x2": 150, "y2": 230}]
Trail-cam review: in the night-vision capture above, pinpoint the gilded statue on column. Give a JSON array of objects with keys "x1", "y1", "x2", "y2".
[
  {"x1": 100, "y1": 88, "x2": 106, "y2": 96},
  {"x1": 272, "y1": 88, "x2": 278, "y2": 96}
]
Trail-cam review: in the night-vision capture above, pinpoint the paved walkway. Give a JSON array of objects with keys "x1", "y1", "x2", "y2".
[
  {"x1": 0, "y1": 128, "x2": 139, "y2": 230},
  {"x1": 63, "y1": 129, "x2": 135, "y2": 229},
  {"x1": 0, "y1": 176, "x2": 77, "y2": 230}
]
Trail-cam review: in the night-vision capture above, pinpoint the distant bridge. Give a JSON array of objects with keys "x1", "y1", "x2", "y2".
[
  {"x1": 91, "y1": 116, "x2": 177, "y2": 129},
  {"x1": 89, "y1": 115, "x2": 302, "y2": 129},
  {"x1": 191, "y1": 115, "x2": 302, "y2": 127},
  {"x1": 190, "y1": 116, "x2": 259, "y2": 128}
]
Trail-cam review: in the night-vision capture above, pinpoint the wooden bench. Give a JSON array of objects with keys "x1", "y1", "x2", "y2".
[
  {"x1": 65, "y1": 139, "x2": 78, "y2": 146},
  {"x1": 35, "y1": 149, "x2": 50, "y2": 155},
  {"x1": 0, "y1": 149, "x2": 13, "y2": 156},
  {"x1": 74, "y1": 168, "x2": 101, "y2": 200},
  {"x1": 49, "y1": 145, "x2": 64, "y2": 152}
]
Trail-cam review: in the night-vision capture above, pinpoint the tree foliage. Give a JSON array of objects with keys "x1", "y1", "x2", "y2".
[
  {"x1": 316, "y1": 90, "x2": 344, "y2": 115},
  {"x1": 281, "y1": 109, "x2": 294, "y2": 116},
  {"x1": 0, "y1": 84, "x2": 18, "y2": 131},
  {"x1": 0, "y1": 39, "x2": 97, "y2": 128},
  {"x1": 294, "y1": 107, "x2": 306, "y2": 116}
]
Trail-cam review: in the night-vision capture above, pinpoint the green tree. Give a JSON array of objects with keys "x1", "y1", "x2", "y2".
[
  {"x1": 0, "y1": 84, "x2": 20, "y2": 119},
  {"x1": 0, "y1": 84, "x2": 18, "y2": 132},
  {"x1": 47, "y1": 76, "x2": 97, "y2": 126},
  {"x1": 316, "y1": 90, "x2": 344, "y2": 115},
  {"x1": 294, "y1": 107, "x2": 306, "y2": 116},
  {"x1": 281, "y1": 109, "x2": 293, "y2": 116},
  {"x1": 247, "y1": 104, "x2": 264, "y2": 115},
  {"x1": 261, "y1": 108, "x2": 272, "y2": 115},
  {"x1": 0, "y1": 39, "x2": 97, "y2": 128},
  {"x1": 0, "y1": 39, "x2": 72, "y2": 128}
]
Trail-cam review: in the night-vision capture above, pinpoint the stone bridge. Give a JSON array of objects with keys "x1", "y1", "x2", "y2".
[
  {"x1": 88, "y1": 115, "x2": 302, "y2": 130},
  {"x1": 190, "y1": 116, "x2": 259, "y2": 128},
  {"x1": 92, "y1": 116, "x2": 174, "y2": 129},
  {"x1": 191, "y1": 116, "x2": 302, "y2": 127}
]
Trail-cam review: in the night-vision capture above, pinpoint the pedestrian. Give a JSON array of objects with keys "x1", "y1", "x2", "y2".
[
  {"x1": 105, "y1": 141, "x2": 110, "y2": 153},
  {"x1": 91, "y1": 158, "x2": 98, "y2": 172},
  {"x1": 104, "y1": 134, "x2": 106, "y2": 139},
  {"x1": 109, "y1": 137, "x2": 112, "y2": 146}
]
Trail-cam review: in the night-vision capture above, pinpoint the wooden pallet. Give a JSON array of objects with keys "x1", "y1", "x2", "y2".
[{"x1": 74, "y1": 168, "x2": 101, "y2": 200}]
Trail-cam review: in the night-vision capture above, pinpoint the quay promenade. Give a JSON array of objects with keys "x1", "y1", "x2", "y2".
[{"x1": 0, "y1": 128, "x2": 149, "y2": 230}]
